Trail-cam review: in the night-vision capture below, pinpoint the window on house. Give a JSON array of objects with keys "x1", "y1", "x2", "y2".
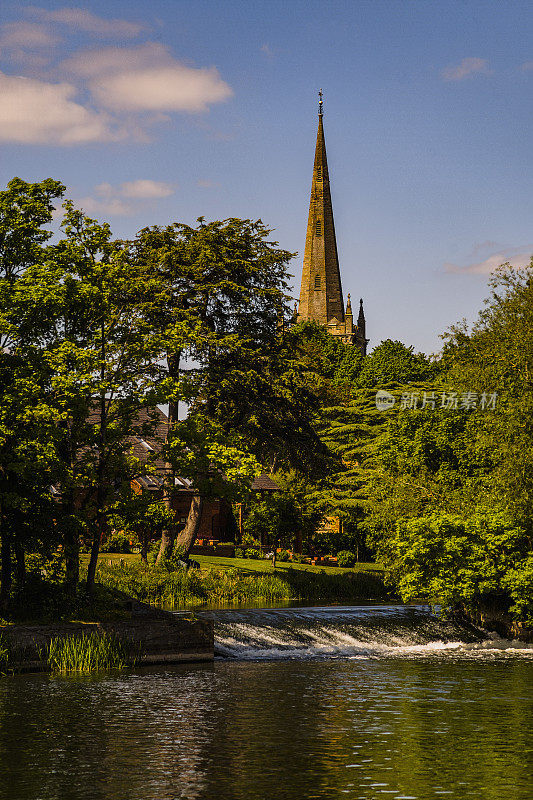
[
  {"x1": 315, "y1": 276, "x2": 321, "y2": 289},
  {"x1": 135, "y1": 436, "x2": 155, "y2": 453},
  {"x1": 316, "y1": 219, "x2": 322, "y2": 235}
]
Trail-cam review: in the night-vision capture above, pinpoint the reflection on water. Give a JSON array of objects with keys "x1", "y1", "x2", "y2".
[{"x1": 0, "y1": 606, "x2": 532, "y2": 800}]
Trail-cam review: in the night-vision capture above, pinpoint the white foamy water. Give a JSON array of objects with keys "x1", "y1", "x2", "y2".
[{"x1": 195, "y1": 606, "x2": 533, "y2": 661}]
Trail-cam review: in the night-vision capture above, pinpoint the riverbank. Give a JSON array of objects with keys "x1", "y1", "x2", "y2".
[
  {"x1": 457, "y1": 604, "x2": 533, "y2": 644},
  {"x1": 95, "y1": 559, "x2": 389, "y2": 608},
  {"x1": 0, "y1": 599, "x2": 213, "y2": 674}
]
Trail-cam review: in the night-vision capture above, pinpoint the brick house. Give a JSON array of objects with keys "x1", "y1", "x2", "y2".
[{"x1": 129, "y1": 407, "x2": 280, "y2": 543}]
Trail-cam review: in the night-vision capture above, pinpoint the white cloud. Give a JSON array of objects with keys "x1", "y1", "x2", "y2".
[
  {"x1": 25, "y1": 6, "x2": 144, "y2": 38},
  {"x1": 0, "y1": 72, "x2": 119, "y2": 144},
  {"x1": 521, "y1": 61, "x2": 533, "y2": 71},
  {"x1": 0, "y1": 21, "x2": 59, "y2": 65},
  {"x1": 63, "y1": 43, "x2": 233, "y2": 112},
  {"x1": 0, "y1": 32, "x2": 232, "y2": 144},
  {"x1": 261, "y1": 43, "x2": 274, "y2": 58},
  {"x1": 445, "y1": 245, "x2": 533, "y2": 274},
  {"x1": 197, "y1": 179, "x2": 218, "y2": 188},
  {"x1": 441, "y1": 57, "x2": 491, "y2": 82},
  {"x1": 61, "y1": 42, "x2": 170, "y2": 77},
  {"x1": 120, "y1": 179, "x2": 174, "y2": 198},
  {"x1": 95, "y1": 179, "x2": 175, "y2": 199},
  {"x1": 75, "y1": 195, "x2": 135, "y2": 217},
  {"x1": 0, "y1": 21, "x2": 58, "y2": 48},
  {"x1": 74, "y1": 179, "x2": 176, "y2": 215}
]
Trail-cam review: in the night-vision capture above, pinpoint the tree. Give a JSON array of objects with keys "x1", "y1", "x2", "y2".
[
  {"x1": 356, "y1": 339, "x2": 436, "y2": 388},
  {"x1": 243, "y1": 493, "x2": 301, "y2": 565},
  {"x1": 1, "y1": 198, "x2": 179, "y2": 597},
  {"x1": 129, "y1": 219, "x2": 330, "y2": 560},
  {"x1": 44, "y1": 203, "x2": 175, "y2": 592},
  {"x1": 163, "y1": 414, "x2": 261, "y2": 560},
  {"x1": 366, "y1": 262, "x2": 533, "y2": 623},
  {"x1": 0, "y1": 178, "x2": 66, "y2": 608}
]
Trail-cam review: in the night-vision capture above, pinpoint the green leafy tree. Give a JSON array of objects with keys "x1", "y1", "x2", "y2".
[
  {"x1": 367, "y1": 262, "x2": 533, "y2": 623},
  {"x1": 243, "y1": 493, "x2": 301, "y2": 565},
  {"x1": 357, "y1": 339, "x2": 436, "y2": 388},
  {"x1": 44, "y1": 203, "x2": 177, "y2": 592},
  {"x1": 382, "y1": 512, "x2": 531, "y2": 622},
  {"x1": 129, "y1": 219, "x2": 329, "y2": 560},
  {"x1": 0, "y1": 178, "x2": 66, "y2": 607}
]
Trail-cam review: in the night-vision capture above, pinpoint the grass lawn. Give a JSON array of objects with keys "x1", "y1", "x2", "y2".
[{"x1": 93, "y1": 552, "x2": 384, "y2": 575}]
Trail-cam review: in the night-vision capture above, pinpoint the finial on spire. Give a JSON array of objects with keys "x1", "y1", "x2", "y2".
[{"x1": 318, "y1": 89, "x2": 323, "y2": 116}]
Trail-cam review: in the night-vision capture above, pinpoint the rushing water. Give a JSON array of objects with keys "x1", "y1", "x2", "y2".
[{"x1": 0, "y1": 605, "x2": 532, "y2": 800}]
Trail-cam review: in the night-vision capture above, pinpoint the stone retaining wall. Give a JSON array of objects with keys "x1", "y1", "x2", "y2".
[{"x1": 1, "y1": 605, "x2": 214, "y2": 672}]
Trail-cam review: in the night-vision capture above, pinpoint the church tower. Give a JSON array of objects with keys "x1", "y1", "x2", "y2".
[{"x1": 297, "y1": 93, "x2": 368, "y2": 355}]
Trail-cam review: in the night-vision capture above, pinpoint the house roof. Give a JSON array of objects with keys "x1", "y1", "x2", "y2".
[
  {"x1": 84, "y1": 404, "x2": 281, "y2": 494},
  {"x1": 251, "y1": 473, "x2": 281, "y2": 491}
]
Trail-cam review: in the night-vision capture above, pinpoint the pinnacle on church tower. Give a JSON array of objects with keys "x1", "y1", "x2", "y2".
[{"x1": 297, "y1": 93, "x2": 368, "y2": 355}]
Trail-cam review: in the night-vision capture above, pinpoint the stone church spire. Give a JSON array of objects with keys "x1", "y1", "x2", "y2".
[
  {"x1": 298, "y1": 91, "x2": 345, "y2": 327},
  {"x1": 297, "y1": 93, "x2": 368, "y2": 355}
]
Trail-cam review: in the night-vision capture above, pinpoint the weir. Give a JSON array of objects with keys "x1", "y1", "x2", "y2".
[{"x1": 188, "y1": 605, "x2": 533, "y2": 661}]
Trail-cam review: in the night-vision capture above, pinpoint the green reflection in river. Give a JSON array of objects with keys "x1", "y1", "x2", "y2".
[{"x1": 0, "y1": 657, "x2": 531, "y2": 800}]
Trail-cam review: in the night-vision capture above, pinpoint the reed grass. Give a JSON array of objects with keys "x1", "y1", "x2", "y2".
[
  {"x1": 96, "y1": 561, "x2": 388, "y2": 608},
  {"x1": 47, "y1": 632, "x2": 138, "y2": 673}
]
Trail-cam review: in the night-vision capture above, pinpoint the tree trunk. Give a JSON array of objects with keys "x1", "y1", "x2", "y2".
[
  {"x1": 0, "y1": 533, "x2": 12, "y2": 612},
  {"x1": 167, "y1": 351, "x2": 182, "y2": 428},
  {"x1": 156, "y1": 527, "x2": 174, "y2": 565},
  {"x1": 86, "y1": 477, "x2": 107, "y2": 594},
  {"x1": 174, "y1": 495, "x2": 204, "y2": 560},
  {"x1": 86, "y1": 325, "x2": 106, "y2": 595},
  {"x1": 14, "y1": 539, "x2": 25, "y2": 587},
  {"x1": 63, "y1": 491, "x2": 79, "y2": 593},
  {"x1": 157, "y1": 348, "x2": 182, "y2": 566},
  {"x1": 86, "y1": 527, "x2": 101, "y2": 594},
  {"x1": 64, "y1": 526, "x2": 80, "y2": 593},
  {"x1": 140, "y1": 531, "x2": 149, "y2": 563}
]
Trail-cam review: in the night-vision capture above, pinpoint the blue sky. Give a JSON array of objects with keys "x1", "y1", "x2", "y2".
[{"x1": 1, "y1": 1, "x2": 532, "y2": 353}]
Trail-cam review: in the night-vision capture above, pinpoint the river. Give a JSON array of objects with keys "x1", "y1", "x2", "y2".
[{"x1": 0, "y1": 605, "x2": 532, "y2": 799}]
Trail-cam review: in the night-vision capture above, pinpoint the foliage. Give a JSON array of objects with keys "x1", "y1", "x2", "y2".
[
  {"x1": 366, "y1": 263, "x2": 533, "y2": 622},
  {"x1": 288, "y1": 320, "x2": 364, "y2": 396},
  {"x1": 0, "y1": 185, "x2": 321, "y2": 600},
  {"x1": 47, "y1": 632, "x2": 138, "y2": 673},
  {"x1": 376, "y1": 512, "x2": 530, "y2": 615},
  {"x1": 277, "y1": 549, "x2": 290, "y2": 562},
  {"x1": 356, "y1": 339, "x2": 436, "y2": 388},
  {"x1": 243, "y1": 493, "x2": 300, "y2": 550},
  {"x1": 96, "y1": 560, "x2": 388, "y2": 607},
  {"x1": 337, "y1": 550, "x2": 357, "y2": 568},
  {"x1": 101, "y1": 533, "x2": 132, "y2": 554}
]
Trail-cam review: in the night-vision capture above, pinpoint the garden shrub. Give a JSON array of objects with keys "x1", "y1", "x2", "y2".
[
  {"x1": 337, "y1": 550, "x2": 357, "y2": 568},
  {"x1": 101, "y1": 533, "x2": 132, "y2": 554}
]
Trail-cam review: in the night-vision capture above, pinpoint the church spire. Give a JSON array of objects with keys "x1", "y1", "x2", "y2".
[{"x1": 298, "y1": 92, "x2": 345, "y2": 327}]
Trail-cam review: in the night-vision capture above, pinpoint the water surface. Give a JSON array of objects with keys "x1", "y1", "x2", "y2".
[{"x1": 0, "y1": 605, "x2": 531, "y2": 800}]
